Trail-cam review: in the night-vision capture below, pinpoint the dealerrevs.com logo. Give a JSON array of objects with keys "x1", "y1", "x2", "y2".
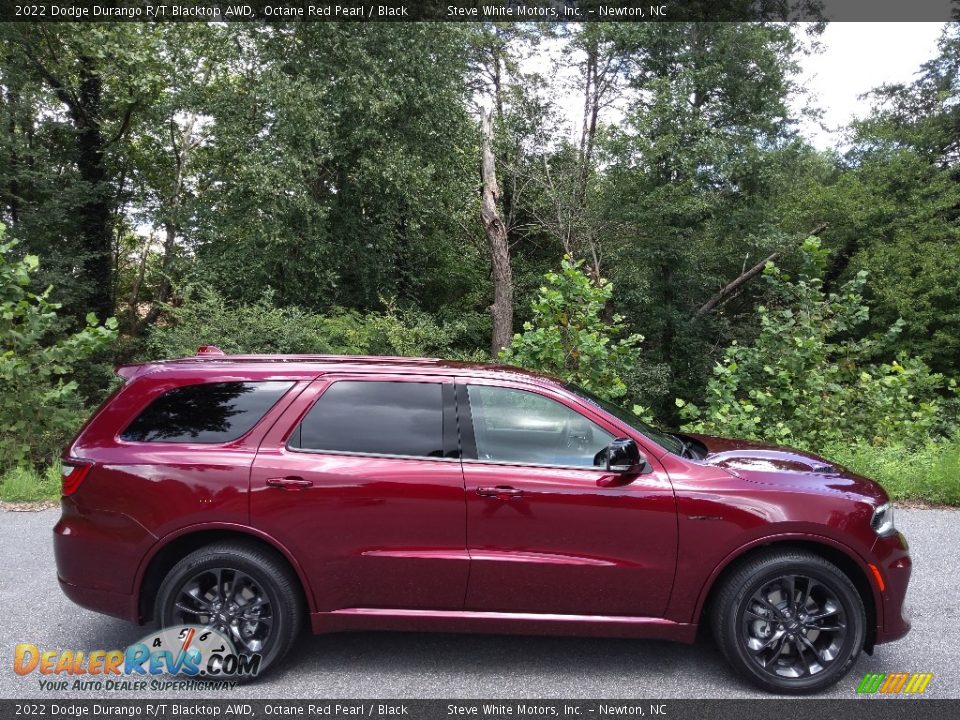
[
  {"x1": 13, "y1": 626, "x2": 261, "y2": 691},
  {"x1": 856, "y1": 672, "x2": 934, "y2": 695}
]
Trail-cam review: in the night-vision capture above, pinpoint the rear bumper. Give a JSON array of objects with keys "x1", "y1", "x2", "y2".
[
  {"x1": 57, "y1": 576, "x2": 136, "y2": 622},
  {"x1": 53, "y1": 496, "x2": 154, "y2": 623}
]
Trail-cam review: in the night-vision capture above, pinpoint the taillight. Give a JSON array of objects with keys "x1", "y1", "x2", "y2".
[{"x1": 61, "y1": 460, "x2": 93, "y2": 496}]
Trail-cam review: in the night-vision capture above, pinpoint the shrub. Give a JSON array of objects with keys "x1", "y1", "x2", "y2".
[
  {"x1": 0, "y1": 227, "x2": 117, "y2": 469},
  {"x1": 143, "y1": 289, "x2": 335, "y2": 357},
  {"x1": 500, "y1": 256, "x2": 643, "y2": 401},
  {"x1": 143, "y1": 288, "x2": 484, "y2": 361},
  {"x1": 677, "y1": 238, "x2": 953, "y2": 449},
  {"x1": 824, "y1": 439, "x2": 960, "y2": 506}
]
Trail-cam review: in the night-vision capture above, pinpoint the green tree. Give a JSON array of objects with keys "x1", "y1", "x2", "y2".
[
  {"x1": 769, "y1": 24, "x2": 960, "y2": 380},
  {"x1": 597, "y1": 22, "x2": 816, "y2": 417},
  {"x1": 0, "y1": 24, "x2": 163, "y2": 320},
  {"x1": 120, "y1": 24, "x2": 227, "y2": 336},
  {"x1": 190, "y1": 24, "x2": 481, "y2": 315},
  {"x1": 500, "y1": 256, "x2": 643, "y2": 400},
  {"x1": 0, "y1": 225, "x2": 117, "y2": 469},
  {"x1": 808, "y1": 24, "x2": 960, "y2": 377}
]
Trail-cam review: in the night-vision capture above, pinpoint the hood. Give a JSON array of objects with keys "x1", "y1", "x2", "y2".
[{"x1": 684, "y1": 433, "x2": 888, "y2": 502}]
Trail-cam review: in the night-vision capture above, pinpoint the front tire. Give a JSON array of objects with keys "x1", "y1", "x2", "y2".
[
  {"x1": 156, "y1": 541, "x2": 303, "y2": 678},
  {"x1": 711, "y1": 549, "x2": 866, "y2": 694}
]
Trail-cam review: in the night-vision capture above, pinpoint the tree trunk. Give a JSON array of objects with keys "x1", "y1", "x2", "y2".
[
  {"x1": 132, "y1": 113, "x2": 203, "y2": 335},
  {"x1": 480, "y1": 108, "x2": 513, "y2": 358},
  {"x1": 572, "y1": 37, "x2": 605, "y2": 283},
  {"x1": 74, "y1": 56, "x2": 114, "y2": 322},
  {"x1": 127, "y1": 233, "x2": 151, "y2": 319},
  {"x1": 577, "y1": 43, "x2": 600, "y2": 208},
  {"x1": 5, "y1": 88, "x2": 21, "y2": 226},
  {"x1": 21, "y1": 39, "x2": 117, "y2": 320}
]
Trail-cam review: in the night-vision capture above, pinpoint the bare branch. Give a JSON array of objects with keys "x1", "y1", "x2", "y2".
[
  {"x1": 695, "y1": 223, "x2": 830, "y2": 318},
  {"x1": 106, "y1": 102, "x2": 137, "y2": 147}
]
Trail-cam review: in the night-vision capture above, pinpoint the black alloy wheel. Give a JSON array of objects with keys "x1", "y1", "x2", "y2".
[
  {"x1": 156, "y1": 541, "x2": 303, "y2": 677},
  {"x1": 170, "y1": 567, "x2": 274, "y2": 655},
  {"x1": 741, "y1": 574, "x2": 847, "y2": 680},
  {"x1": 712, "y1": 549, "x2": 866, "y2": 693}
]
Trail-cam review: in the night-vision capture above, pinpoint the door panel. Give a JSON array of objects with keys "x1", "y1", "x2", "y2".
[
  {"x1": 460, "y1": 380, "x2": 678, "y2": 618},
  {"x1": 250, "y1": 375, "x2": 468, "y2": 612}
]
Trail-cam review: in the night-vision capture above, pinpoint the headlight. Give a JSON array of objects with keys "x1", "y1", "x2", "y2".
[{"x1": 871, "y1": 502, "x2": 896, "y2": 536}]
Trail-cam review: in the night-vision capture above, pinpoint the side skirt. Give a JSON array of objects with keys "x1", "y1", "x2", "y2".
[{"x1": 310, "y1": 608, "x2": 698, "y2": 643}]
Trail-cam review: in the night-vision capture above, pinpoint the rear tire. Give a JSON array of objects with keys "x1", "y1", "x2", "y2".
[
  {"x1": 711, "y1": 549, "x2": 865, "y2": 694},
  {"x1": 156, "y1": 541, "x2": 303, "y2": 678}
]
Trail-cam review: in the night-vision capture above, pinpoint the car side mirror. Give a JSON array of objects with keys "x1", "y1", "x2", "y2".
[{"x1": 603, "y1": 437, "x2": 649, "y2": 475}]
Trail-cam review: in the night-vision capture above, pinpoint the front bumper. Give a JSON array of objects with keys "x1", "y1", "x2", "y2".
[{"x1": 871, "y1": 531, "x2": 912, "y2": 644}]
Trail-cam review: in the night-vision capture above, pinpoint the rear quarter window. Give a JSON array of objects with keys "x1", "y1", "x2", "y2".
[{"x1": 121, "y1": 381, "x2": 293, "y2": 443}]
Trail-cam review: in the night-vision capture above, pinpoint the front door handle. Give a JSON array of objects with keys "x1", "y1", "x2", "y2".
[
  {"x1": 477, "y1": 485, "x2": 523, "y2": 500},
  {"x1": 266, "y1": 476, "x2": 313, "y2": 490}
]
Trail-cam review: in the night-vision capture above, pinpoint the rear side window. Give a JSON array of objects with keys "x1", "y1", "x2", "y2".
[
  {"x1": 291, "y1": 381, "x2": 443, "y2": 458},
  {"x1": 121, "y1": 381, "x2": 293, "y2": 443}
]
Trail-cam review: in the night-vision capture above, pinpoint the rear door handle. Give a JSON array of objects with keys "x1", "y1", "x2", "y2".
[
  {"x1": 266, "y1": 476, "x2": 313, "y2": 490},
  {"x1": 477, "y1": 485, "x2": 523, "y2": 500}
]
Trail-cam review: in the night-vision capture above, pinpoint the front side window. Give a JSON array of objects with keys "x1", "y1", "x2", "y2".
[
  {"x1": 290, "y1": 380, "x2": 444, "y2": 458},
  {"x1": 466, "y1": 384, "x2": 613, "y2": 468},
  {"x1": 121, "y1": 381, "x2": 293, "y2": 443}
]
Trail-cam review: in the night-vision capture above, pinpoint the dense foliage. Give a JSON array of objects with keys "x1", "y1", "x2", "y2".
[
  {"x1": 143, "y1": 289, "x2": 486, "y2": 361},
  {"x1": 501, "y1": 256, "x2": 643, "y2": 400},
  {"x1": 678, "y1": 238, "x2": 954, "y2": 449},
  {"x1": 1, "y1": 22, "x2": 959, "y2": 502},
  {"x1": 0, "y1": 225, "x2": 117, "y2": 470}
]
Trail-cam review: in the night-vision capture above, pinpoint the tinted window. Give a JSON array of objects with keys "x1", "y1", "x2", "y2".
[
  {"x1": 122, "y1": 381, "x2": 293, "y2": 443},
  {"x1": 292, "y1": 381, "x2": 443, "y2": 458},
  {"x1": 467, "y1": 385, "x2": 613, "y2": 467}
]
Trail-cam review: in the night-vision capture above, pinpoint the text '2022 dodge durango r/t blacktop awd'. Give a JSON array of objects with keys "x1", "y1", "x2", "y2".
[{"x1": 54, "y1": 348, "x2": 911, "y2": 692}]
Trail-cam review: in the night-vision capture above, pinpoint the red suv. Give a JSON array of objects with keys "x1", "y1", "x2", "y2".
[{"x1": 54, "y1": 349, "x2": 911, "y2": 692}]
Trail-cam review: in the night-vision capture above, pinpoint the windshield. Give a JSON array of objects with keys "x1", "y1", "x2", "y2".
[{"x1": 566, "y1": 384, "x2": 685, "y2": 456}]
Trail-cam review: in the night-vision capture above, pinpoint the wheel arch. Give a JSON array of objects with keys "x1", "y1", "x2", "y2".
[
  {"x1": 135, "y1": 523, "x2": 315, "y2": 624},
  {"x1": 694, "y1": 535, "x2": 880, "y2": 652}
]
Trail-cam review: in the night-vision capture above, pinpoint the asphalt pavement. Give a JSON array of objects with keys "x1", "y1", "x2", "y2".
[{"x1": 1, "y1": 507, "x2": 956, "y2": 699}]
